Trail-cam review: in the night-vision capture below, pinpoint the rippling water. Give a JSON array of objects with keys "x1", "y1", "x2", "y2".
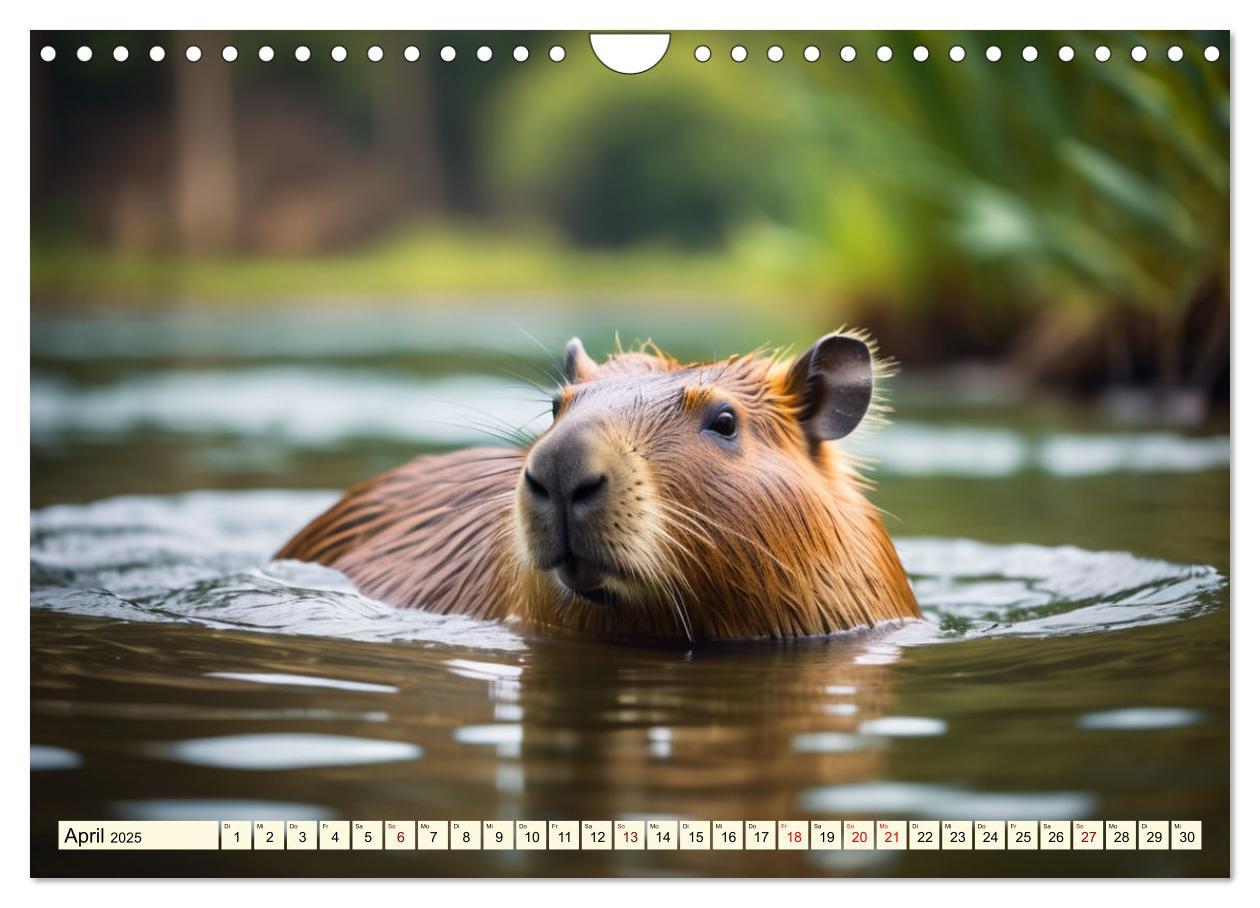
[
  {"x1": 30, "y1": 368, "x2": 1229, "y2": 476},
  {"x1": 30, "y1": 307, "x2": 1230, "y2": 877},
  {"x1": 30, "y1": 492, "x2": 1223, "y2": 646}
]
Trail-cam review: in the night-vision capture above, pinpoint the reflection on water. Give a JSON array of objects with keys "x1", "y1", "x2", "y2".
[
  {"x1": 31, "y1": 745, "x2": 83, "y2": 771},
  {"x1": 30, "y1": 490, "x2": 1228, "y2": 876},
  {"x1": 147, "y1": 733, "x2": 424, "y2": 770},
  {"x1": 799, "y1": 783, "x2": 1094, "y2": 820},
  {"x1": 29, "y1": 308, "x2": 1229, "y2": 877},
  {"x1": 110, "y1": 799, "x2": 329, "y2": 822},
  {"x1": 1077, "y1": 708, "x2": 1209, "y2": 731},
  {"x1": 856, "y1": 717, "x2": 947, "y2": 737}
]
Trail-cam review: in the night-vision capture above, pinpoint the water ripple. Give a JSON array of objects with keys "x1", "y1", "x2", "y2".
[
  {"x1": 206, "y1": 672, "x2": 398, "y2": 694},
  {"x1": 30, "y1": 492, "x2": 1224, "y2": 647}
]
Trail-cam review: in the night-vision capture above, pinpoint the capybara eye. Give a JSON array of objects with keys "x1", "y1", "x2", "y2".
[
  {"x1": 551, "y1": 394, "x2": 562, "y2": 419},
  {"x1": 705, "y1": 406, "x2": 738, "y2": 439}
]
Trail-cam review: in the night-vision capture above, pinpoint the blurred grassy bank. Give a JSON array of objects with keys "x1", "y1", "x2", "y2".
[
  {"x1": 30, "y1": 225, "x2": 796, "y2": 307},
  {"x1": 31, "y1": 29, "x2": 1230, "y2": 404}
]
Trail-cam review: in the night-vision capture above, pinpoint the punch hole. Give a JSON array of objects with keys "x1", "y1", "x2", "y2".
[
  {"x1": 113, "y1": 46, "x2": 128, "y2": 62},
  {"x1": 731, "y1": 45, "x2": 748, "y2": 62},
  {"x1": 986, "y1": 46, "x2": 1001, "y2": 61},
  {"x1": 185, "y1": 46, "x2": 201, "y2": 62},
  {"x1": 1205, "y1": 46, "x2": 1220, "y2": 61},
  {"x1": 368, "y1": 45, "x2": 384, "y2": 62},
  {"x1": 513, "y1": 46, "x2": 528, "y2": 62},
  {"x1": 840, "y1": 45, "x2": 856, "y2": 62},
  {"x1": 1168, "y1": 45, "x2": 1184, "y2": 62},
  {"x1": 1131, "y1": 46, "x2": 1147, "y2": 62},
  {"x1": 1058, "y1": 46, "x2": 1074, "y2": 62},
  {"x1": 295, "y1": 45, "x2": 311, "y2": 62},
  {"x1": 40, "y1": 46, "x2": 56, "y2": 62},
  {"x1": 549, "y1": 45, "x2": 566, "y2": 62},
  {"x1": 331, "y1": 45, "x2": 347, "y2": 63},
  {"x1": 258, "y1": 46, "x2": 274, "y2": 62},
  {"x1": 767, "y1": 45, "x2": 784, "y2": 62},
  {"x1": 950, "y1": 46, "x2": 966, "y2": 62},
  {"x1": 440, "y1": 46, "x2": 456, "y2": 62},
  {"x1": 1095, "y1": 46, "x2": 1111, "y2": 62},
  {"x1": 477, "y1": 46, "x2": 493, "y2": 62},
  {"x1": 222, "y1": 46, "x2": 238, "y2": 62},
  {"x1": 589, "y1": 33, "x2": 668, "y2": 73},
  {"x1": 1022, "y1": 46, "x2": 1038, "y2": 62},
  {"x1": 77, "y1": 46, "x2": 92, "y2": 62},
  {"x1": 913, "y1": 45, "x2": 928, "y2": 62},
  {"x1": 150, "y1": 47, "x2": 165, "y2": 62},
  {"x1": 803, "y1": 45, "x2": 820, "y2": 62},
  {"x1": 877, "y1": 45, "x2": 893, "y2": 62},
  {"x1": 694, "y1": 45, "x2": 711, "y2": 62},
  {"x1": 405, "y1": 46, "x2": 420, "y2": 62}
]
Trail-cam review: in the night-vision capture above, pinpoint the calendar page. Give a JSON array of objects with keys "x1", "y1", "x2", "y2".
[{"x1": 28, "y1": 25, "x2": 1230, "y2": 880}]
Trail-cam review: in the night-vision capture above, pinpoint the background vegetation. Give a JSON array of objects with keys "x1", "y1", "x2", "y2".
[{"x1": 31, "y1": 30, "x2": 1230, "y2": 412}]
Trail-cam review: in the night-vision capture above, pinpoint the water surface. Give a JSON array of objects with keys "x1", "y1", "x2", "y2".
[{"x1": 30, "y1": 305, "x2": 1229, "y2": 877}]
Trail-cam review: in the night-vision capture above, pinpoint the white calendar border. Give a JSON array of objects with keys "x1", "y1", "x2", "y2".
[
  {"x1": 5, "y1": 0, "x2": 1251, "y2": 904},
  {"x1": 15, "y1": 0, "x2": 1249, "y2": 29}
]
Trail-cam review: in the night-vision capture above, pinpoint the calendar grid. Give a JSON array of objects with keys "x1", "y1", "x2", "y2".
[{"x1": 57, "y1": 819, "x2": 1203, "y2": 852}]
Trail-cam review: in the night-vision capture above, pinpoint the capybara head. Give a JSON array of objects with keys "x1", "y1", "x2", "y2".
[{"x1": 512, "y1": 332, "x2": 919, "y2": 640}]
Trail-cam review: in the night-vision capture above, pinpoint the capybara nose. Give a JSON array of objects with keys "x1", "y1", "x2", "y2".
[
  {"x1": 524, "y1": 465, "x2": 608, "y2": 519},
  {"x1": 524, "y1": 428, "x2": 609, "y2": 533},
  {"x1": 523, "y1": 469, "x2": 550, "y2": 501},
  {"x1": 567, "y1": 473, "x2": 607, "y2": 509}
]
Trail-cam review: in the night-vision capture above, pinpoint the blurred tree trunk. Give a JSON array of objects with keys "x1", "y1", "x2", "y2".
[
  {"x1": 172, "y1": 30, "x2": 239, "y2": 251},
  {"x1": 372, "y1": 49, "x2": 444, "y2": 212},
  {"x1": 30, "y1": 38, "x2": 47, "y2": 209}
]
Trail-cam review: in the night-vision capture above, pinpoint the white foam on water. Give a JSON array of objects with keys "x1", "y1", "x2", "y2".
[
  {"x1": 30, "y1": 492, "x2": 1224, "y2": 648},
  {"x1": 31, "y1": 368, "x2": 1228, "y2": 476},
  {"x1": 32, "y1": 369, "x2": 552, "y2": 448},
  {"x1": 892, "y1": 537, "x2": 1224, "y2": 641},
  {"x1": 851, "y1": 424, "x2": 1027, "y2": 476},
  {"x1": 30, "y1": 490, "x2": 527, "y2": 650}
]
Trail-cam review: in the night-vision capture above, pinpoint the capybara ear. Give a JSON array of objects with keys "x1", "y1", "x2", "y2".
[
  {"x1": 787, "y1": 333, "x2": 874, "y2": 442},
  {"x1": 563, "y1": 337, "x2": 600, "y2": 383}
]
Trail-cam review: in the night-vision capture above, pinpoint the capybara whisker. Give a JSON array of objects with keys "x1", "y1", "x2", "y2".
[{"x1": 276, "y1": 331, "x2": 920, "y2": 641}]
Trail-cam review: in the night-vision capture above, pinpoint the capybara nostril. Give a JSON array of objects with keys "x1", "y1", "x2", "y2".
[
  {"x1": 524, "y1": 470, "x2": 550, "y2": 500},
  {"x1": 524, "y1": 419, "x2": 606, "y2": 521},
  {"x1": 569, "y1": 474, "x2": 607, "y2": 508},
  {"x1": 277, "y1": 330, "x2": 922, "y2": 640}
]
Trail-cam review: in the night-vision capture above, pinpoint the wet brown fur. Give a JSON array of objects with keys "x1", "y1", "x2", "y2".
[{"x1": 277, "y1": 336, "x2": 920, "y2": 640}]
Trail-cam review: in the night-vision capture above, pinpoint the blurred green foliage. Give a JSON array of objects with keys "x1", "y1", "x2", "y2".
[
  {"x1": 479, "y1": 31, "x2": 1228, "y2": 320},
  {"x1": 485, "y1": 59, "x2": 791, "y2": 248},
  {"x1": 31, "y1": 30, "x2": 1229, "y2": 394}
]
